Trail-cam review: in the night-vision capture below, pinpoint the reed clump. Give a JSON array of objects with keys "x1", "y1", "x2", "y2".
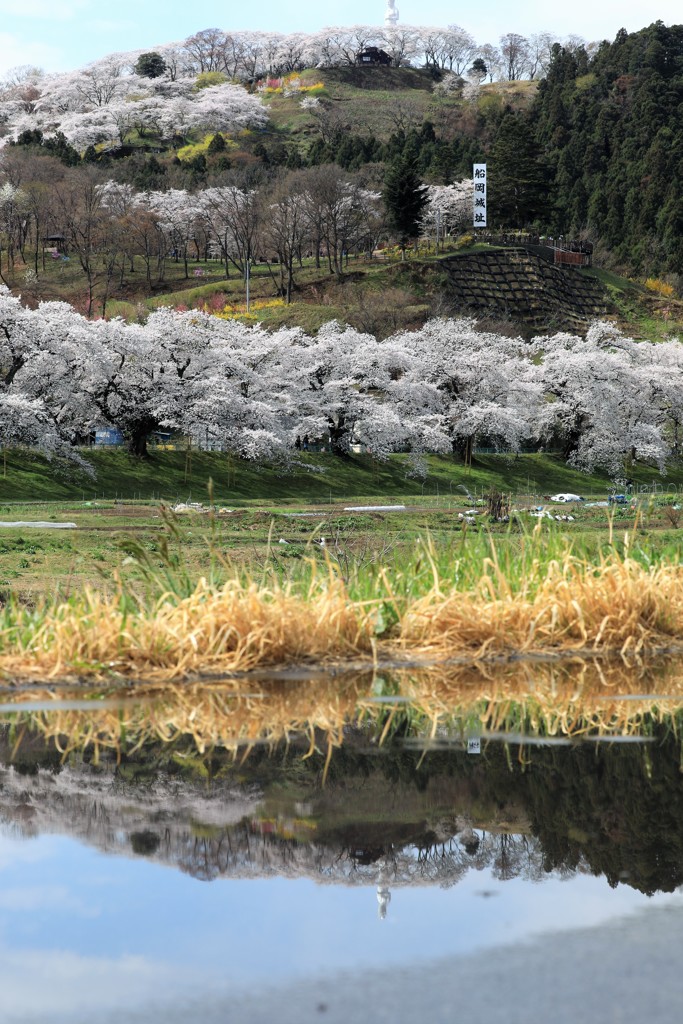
[
  {"x1": 0, "y1": 574, "x2": 374, "y2": 681},
  {"x1": 1, "y1": 529, "x2": 683, "y2": 680},
  {"x1": 400, "y1": 551, "x2": 683, "y2": 658}
]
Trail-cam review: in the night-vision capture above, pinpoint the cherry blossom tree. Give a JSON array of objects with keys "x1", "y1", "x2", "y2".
[
  {"x1": 390, "y1": 319, "x2": 543, "y2": 462},
  {"x1": 380, "y1": 27, "x2": 422, "y2": 67},
  {"x1": 279, "y1": 320, "x2": 393, "y2": 454},
  {"x1": 2, "y1": 60, "x2": 267, "y2": 149},
  {"x1": 0, "y1": 288, "x2": 95, "y2": 464},
  {"x1": 181, "y1": 317, "x2": 290, "y2": 458},
  {"x1": 440, "y1": 26, "x2": 479, "y2": 74},
  {"x1": 532, "y1": 323, "x2": 670, "y2": 475},
  {"x1": 419, "y1": 180, "x2": 474, "y2": 247},
  {"x1": 145, "y1": 189, "x2": 203, "y2": 278}
]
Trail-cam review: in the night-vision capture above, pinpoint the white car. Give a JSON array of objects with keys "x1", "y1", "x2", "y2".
[{"x1": 549, "y1": 493, "x2": 584, "y2": 503}]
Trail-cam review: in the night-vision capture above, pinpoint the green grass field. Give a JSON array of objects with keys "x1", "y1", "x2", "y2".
[
  {"x1": 1, "y1": 448, "x2": 683, "y2": 601},
  {"x1": 3, "y1": 448, "x2": 682, "y2": 504}
]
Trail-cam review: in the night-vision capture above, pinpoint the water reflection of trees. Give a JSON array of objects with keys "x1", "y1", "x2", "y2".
[{"x1": 0, "y1": 729, "x2": 682, "y2": 895}]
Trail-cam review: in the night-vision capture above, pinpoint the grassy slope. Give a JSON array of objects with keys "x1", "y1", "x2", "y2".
[
  {"x1": 262, "y1": 66, "x2": 451, "y2": 148},
  {"x1": 263, "y1": 68, "x2": 537, "y2": 150},
  {"x1": 1, "y1": 449, "x2": 682, "y2": 505}
]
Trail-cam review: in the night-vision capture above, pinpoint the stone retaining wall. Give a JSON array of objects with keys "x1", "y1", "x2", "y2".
[{"x1": 441, "y1": 249, "x2": 608, "y2": 331}]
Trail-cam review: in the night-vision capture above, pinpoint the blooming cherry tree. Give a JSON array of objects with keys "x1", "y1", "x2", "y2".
[{"x1": 419, "y1": 180, "x2": 474, "y2": 243}]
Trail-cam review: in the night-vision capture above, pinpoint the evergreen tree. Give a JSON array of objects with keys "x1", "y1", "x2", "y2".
[
  {"x1": 489, "y1": 110, "x2": 548, "y2": 226},
  {"x1": 469, "y1": 58, "x2": 488, "y2": 79},
  {"x1": 207, "y1": 133, "x2": 226, "y2": 154},
  {"x1": 134, "y1": 52, "x2": 167, "y2": 79},
  {"x1": 383, "y1": 152, "x2": 427, "y2": 254},
  {"x1": 529, "y1": 22, "x2": 683, "y2": 271}
]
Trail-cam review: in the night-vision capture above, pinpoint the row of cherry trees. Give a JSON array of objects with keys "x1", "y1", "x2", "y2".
[{"x1": 1, "y1": 287, "x2": 680, "y2": 476}]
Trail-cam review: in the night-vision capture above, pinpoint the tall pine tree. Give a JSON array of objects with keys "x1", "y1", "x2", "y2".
[
  {"x1": 489, "y1": 110, "x2": 549, "y2": 227},
  {"x1": 383, "y1": 151, "x2": 427, "y2": 255}
]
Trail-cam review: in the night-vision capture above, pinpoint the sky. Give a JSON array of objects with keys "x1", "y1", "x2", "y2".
[
  {"x1": 0, "y1": 0, "x2": 680, "y2": 76},
  {"x1": 1, "y1": 829, "x2": 682, "y2": 1021}
]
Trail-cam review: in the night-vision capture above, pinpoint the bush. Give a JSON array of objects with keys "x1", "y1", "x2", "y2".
[{"x1": 645, "y1": 277, "x2": 674, "y2": 297}]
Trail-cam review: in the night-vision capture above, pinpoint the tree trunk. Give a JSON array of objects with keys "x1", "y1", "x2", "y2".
[
  {"x1": 126, "y1": 419, "x2": 156, "y2": 458},
  {"x1": 451, "y1": 436, "x2": 474, "y2": 464},
  {"x1": 286, "y1": 261, "x2": 294, "y2": 304},
  {"x1": 328, "y1": 417, "x2": 351, "y2": 458}
]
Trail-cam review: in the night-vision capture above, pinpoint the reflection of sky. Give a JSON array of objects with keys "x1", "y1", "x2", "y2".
[{"x1": 0, "y1": 831, "x2": 682, "y2": 1022}]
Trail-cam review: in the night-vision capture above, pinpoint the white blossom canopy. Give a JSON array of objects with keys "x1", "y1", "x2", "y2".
[{"x1": 0, "y1": 283, "x2": 677, "y2": 477}]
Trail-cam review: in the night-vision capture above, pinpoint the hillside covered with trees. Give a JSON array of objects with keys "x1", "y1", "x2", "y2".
[
  {"x1": 532, "y1": 22, "x2": 683, "y2": 275},
  {"x1": 0, "y1": 20, "x2": 682, "y2": 322}
]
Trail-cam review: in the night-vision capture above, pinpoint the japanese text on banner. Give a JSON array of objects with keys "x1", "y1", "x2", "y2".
[{"x1": 473, "y1": 163, "x2": 487, "y2": 228}]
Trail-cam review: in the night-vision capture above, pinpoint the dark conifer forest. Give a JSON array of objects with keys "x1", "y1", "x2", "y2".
[{"x1": 532, "y1": 22, "x2": 683, "y2": 274}]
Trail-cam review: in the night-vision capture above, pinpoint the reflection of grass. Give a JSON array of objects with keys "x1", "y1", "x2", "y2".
[{"x1": 4, "y1": 656, "x2": 683, "y2": 765}]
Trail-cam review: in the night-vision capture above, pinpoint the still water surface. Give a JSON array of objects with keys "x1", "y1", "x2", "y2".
[{"x1": 1, "y1": 663, "x2": 682, "y2": 1022}]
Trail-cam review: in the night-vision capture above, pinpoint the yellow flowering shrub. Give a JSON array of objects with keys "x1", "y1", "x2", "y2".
[
  {"x1": 259, "y1": 73, "x2": 324, "y2": 96},
  {"x1": 645, "y1": 278, "x2": 675, "y2": 297},
  {"x1": 176, "y1": 134, "x2": 237, "y2": 161},
  {"x1": 212, "y1": 298, "x2": 287, "y2": 321}
]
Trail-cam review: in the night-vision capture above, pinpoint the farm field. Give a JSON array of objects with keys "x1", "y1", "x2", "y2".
[
  {"x1": 2, "y1": 447, "x2": 683, "y2": 601},
  {"x1": 0, "y1": 446, "x2": 682, "y2": 685}
]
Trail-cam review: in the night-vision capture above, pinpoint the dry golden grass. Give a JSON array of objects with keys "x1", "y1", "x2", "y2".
[
  {"x1": 0, "y1": 574, "x2": 374, "y2": 682},
  {"x1": 2, "y1": 544, "x2": 683, "y2": 683},
  {"x1": 400, "y1": 553, "x2": 683, "y2": 659}
]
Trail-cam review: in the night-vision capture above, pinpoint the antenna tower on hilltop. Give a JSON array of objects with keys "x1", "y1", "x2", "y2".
[{"x1": 385, "y1": 0, "x2": 399, "y2": 26}]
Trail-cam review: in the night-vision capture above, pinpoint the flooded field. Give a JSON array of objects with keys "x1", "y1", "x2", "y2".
[{"x1": 2, "y1": 658, "x2": 683, "y2": 1022}]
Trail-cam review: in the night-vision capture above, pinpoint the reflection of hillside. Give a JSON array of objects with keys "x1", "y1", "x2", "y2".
[
  {"x1": 0, "y1": 740, "x2": 539, "y2": 887},
  {"x1": 1, "y1": 730, "x2": 683, "y2": 895}
]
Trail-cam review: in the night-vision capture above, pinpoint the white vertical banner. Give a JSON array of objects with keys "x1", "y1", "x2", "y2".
[{"x1": 473, "y1": 163, "x2": 487, "y2": 228}]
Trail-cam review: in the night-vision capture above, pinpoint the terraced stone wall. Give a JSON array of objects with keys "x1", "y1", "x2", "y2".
[{"x1": 441, "y1": 249, "x2": 609, "y2": 331}]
